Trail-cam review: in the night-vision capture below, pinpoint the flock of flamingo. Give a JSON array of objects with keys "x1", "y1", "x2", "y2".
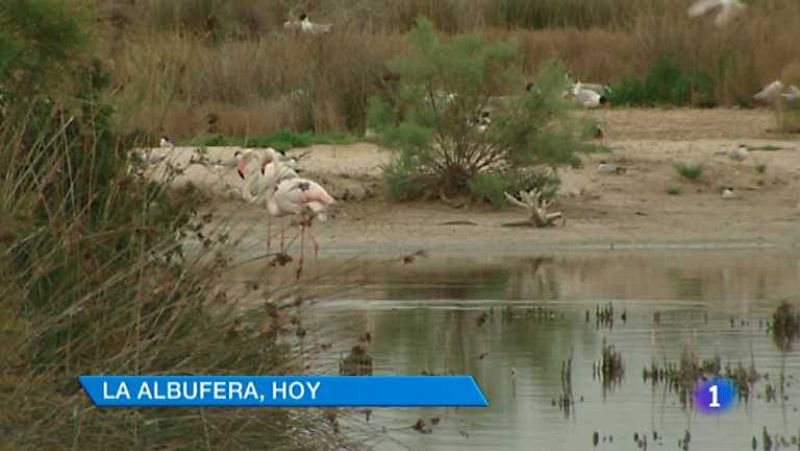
[{"x1": 232, "y1": 147, "x2": 336, "y2": 276}]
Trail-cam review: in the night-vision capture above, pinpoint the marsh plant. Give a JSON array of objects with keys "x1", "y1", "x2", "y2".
[
  {"x1": 369, "y1": 17, "x2": 593, "y2": 203},
  {"x1": 0, "y1": 2, "x2": 346, "y2": 449}
]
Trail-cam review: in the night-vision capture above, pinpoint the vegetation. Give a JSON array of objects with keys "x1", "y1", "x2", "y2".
[
  {"x1": 749, "y1": 145, "x2": 783, "y2": 152},
  {"x1": 369, "y1": 18, "x2": 591, "y2": 202},
  {"x1": 185, "y1": 129, "x2": 357, "y2": 151},
  {"x1": 770, "y1": 301, "x2": 800, "y2": 352},
  {"x1": 666, "y1": 185, "x2": 682, "y2": 195},
  {"x1": 0, "y1": 2, "x2": 341, "y2": 448},
  {"x1": 607, "y1": 57, "x2": 717, "y2": 107},
  {"x1": 755, "y1": 163, "x2": 767, "y2": 174},
  {"x1": 674, "y1": 162, "x2": 704, "y2": 180}
]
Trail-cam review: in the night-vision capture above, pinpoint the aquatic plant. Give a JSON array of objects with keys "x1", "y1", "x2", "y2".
[
  {"x1": 339, "y1": 345, "x2": 374, "y2": 375},
  {"x1": 642, "y1": 347, "x2": 760, "y2": 407},
  {"x1": 769, "y1": 301, "x2": 800, "y2": 351},
  {"x1": 596, "y1": 338, "x2": 624, "y2": 394}
]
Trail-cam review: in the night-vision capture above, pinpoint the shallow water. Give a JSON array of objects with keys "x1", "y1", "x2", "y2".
[{"x1": 301, "y1": 249, "x2": 800, "y2": 451}]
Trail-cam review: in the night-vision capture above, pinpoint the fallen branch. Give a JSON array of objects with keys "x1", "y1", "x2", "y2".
[{"x1": 503, "y1": 189, "x2": 564, "y2": 227}]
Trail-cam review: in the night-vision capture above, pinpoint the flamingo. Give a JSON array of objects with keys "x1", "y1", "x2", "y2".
[
  {"x1": 268, "y1": 177, "x2": 336, "y2": 277},
  {"x1": 234, "y1": 148, "x2": 299, "y2": 251}
]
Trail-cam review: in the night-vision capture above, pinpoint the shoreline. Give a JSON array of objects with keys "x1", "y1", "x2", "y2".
[{"x1": 151, "y1": 108, "x2": 800, "y2": 263}]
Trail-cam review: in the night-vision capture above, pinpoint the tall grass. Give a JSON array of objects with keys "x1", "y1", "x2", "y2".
[
  {"x1": 0, "y1": 98, "x2": 352, "y2": 451},
  {"x1": 0, "y1": 3, "x2": 348, "y2": 448},
  {"x1": 100, "y1": 0, "x2": 800, "y2": 139}
]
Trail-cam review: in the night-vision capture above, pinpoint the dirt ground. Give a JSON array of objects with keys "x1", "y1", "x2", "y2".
[{"x1": 148, "y1": 108, "x2": 800, "y2": 260}]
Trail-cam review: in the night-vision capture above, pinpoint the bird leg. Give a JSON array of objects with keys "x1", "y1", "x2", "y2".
[
  {"x1": 308, "y1": 224, "x2": 320, "y2": 258},
  {"x1": 296, "y1": 222, "x2": 306, "y2": 280},
  {"x1": 267, "y1": 214, "x2": 272, "y2": 252}
]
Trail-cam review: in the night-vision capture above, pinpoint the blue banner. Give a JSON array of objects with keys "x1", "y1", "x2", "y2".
[{"x1": 78, "y1": 375, "x2": 489, "y2": 407}]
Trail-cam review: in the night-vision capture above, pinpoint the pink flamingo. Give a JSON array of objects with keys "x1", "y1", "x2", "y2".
[
  {"x1": 268, "y1": 177, "x2": 336, "y2": 276},
  {"x1": 234, "y1": 148, "x2": 298, "y2": 251}
]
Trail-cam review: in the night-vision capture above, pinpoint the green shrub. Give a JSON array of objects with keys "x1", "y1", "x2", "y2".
[
  {"x1": 608, "y1": 57, "x2": 716, "y2": 107},
  {"x1": 371, "y1": 17, "x2": 594, "y2": 202},
  {"x1": 674, "y1": 162, "x2": 704, "y2": 180},
  {"x1": 470, "y1": 172, "x2": 508, "y2": 208}
]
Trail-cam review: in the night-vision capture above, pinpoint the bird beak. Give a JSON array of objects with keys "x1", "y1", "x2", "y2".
[{"x1": 236, "y1": 159, "x2": 246, "y2": 179}]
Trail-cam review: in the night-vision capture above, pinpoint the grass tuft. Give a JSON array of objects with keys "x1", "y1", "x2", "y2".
[
  {"x1": 674, "y1": 162, "x2": 703, "y2": 180},
  {"x1": 666, "y1": 185, "x2": 682, "y2": 195}
]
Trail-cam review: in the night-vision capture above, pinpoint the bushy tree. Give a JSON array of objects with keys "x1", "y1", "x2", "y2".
[{"x1": 368, "y1": 17, "x2": 596, "y2": 203}]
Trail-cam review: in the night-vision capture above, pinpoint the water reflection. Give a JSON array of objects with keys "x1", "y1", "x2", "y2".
[{"x1": 303, "y1": 249, "x2": 800, "y2": 450}]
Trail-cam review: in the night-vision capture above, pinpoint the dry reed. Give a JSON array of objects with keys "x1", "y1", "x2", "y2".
[{"x1": 97, "y1": 0, "x2": 800, "y2": 138}]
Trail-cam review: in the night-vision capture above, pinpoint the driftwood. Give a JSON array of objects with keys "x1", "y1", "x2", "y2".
[{"x1": 503, "y1": 189, "x2": 564, "y2": 227}]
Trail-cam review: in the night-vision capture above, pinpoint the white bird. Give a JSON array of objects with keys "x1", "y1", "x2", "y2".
[
  {"x1": 781, "y1": 85, "x2": 800, "y2": 103},
  {"x1": 468, "y1": 111, "x2": 492, "y2": 133},
  {"x1": 726, "y1": 144, "x2": 749, "y2": 161},
  {"x1": 578, "y1": 83, "x2": 612, "y2": 98},
  {"x1": 598, "y1": 161, "x2": 626, "y2": 174},
  {"x1": 753, "y1": 80, "x2": 784, "y2": 104},
  {"x1": 160, "y1": 136, "x2": 175, "y2": 149},
  {"x1": 300, "y1": 14, "x2": 332, "y2": 35},
  {"x1": 572, "y1": 83, "x2": 602, "y2": 109},
  {"x1": 283, "y1": 20, "x2": 301, "y2": 35},
  {"x1": 268, "y1": 177, "x2": 336, "y2": 276},
  {"x1": 688, "y1": 0, "x2": 746, "y2": 27},
  {"x1": 720, "y1": 186, "x2": 735, "y2": 199}
]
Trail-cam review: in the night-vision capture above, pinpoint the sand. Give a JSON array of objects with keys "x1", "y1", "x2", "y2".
[{"x1": 146, "y1": 108, "x2": 800, "y2": 260}]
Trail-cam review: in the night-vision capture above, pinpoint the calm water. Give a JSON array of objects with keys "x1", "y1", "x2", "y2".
[{"x1": 300, "y1": 249, "x2": 800, "y2": 451}]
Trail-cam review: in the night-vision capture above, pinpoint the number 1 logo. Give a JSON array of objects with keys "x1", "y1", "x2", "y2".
[
  {"x1": 695, "y1": 378, "x2": 736, "y2": 414},
  {"x1": 708, "y1": 384, "x2": 721, "y2": 408}
]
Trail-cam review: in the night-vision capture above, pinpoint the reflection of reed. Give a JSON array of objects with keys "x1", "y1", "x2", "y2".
[
  {"x1": 557, "y1": 355, "x2": 575, "y2": 418},
  {"x1": 595, "y1": 338, "x2": 624, "y2": 399},
  {"x1": 508, "y1": 257, "x2": 559, "y2": 300}
]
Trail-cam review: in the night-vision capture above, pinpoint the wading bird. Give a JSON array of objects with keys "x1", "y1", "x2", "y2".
[
  {"x1": 268, "y1": 177, "x2": 336, "y2": 277},
  {"x1": 688, "y1": 0, "x2": 746, "y2": 27},
  {"x1": 234, "y1": 148, "x2": 299, "y2": 251}
]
